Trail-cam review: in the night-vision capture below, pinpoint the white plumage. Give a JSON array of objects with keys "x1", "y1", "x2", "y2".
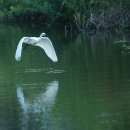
[{"x1": 15, "y1": 33, "x2": 58, "y2": 62}]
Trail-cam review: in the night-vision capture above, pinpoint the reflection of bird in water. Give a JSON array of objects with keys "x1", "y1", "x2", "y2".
[
  {"x1": 16, "y1": 81, "x2": 59, "y2": 130},
  {"x1": 15, "y1": 33, "x2": 58, "y2": 62}
]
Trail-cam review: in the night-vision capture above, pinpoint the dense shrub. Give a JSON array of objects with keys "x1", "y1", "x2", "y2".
[{"x1": 0, "y1": 0, "x2": 130, "y2": 31}]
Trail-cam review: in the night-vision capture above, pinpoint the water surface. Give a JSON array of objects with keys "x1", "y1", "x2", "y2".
[{"x1": 0, "y1": 24, "x2": 130, "y2": 130}]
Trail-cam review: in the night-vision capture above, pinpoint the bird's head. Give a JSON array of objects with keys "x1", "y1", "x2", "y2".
[{"x1": 40, "y1": 32, "x2": 46, "y2": 37}]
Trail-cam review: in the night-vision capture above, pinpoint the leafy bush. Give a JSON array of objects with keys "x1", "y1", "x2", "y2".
[{"x1": 0, "y1": 0, "x2": 130, "y2": 31}]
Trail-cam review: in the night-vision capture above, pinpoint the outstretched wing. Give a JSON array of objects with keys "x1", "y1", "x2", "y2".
[
  {"x1": 35, "y1": 37, "x2": 58, "y2": 62},
  {"x1": 15, "y1": 37, "x2": 27, "y2": 61}
]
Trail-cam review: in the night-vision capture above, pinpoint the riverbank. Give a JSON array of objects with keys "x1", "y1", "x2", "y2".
[{"x1": 0, "y1": 0, "x2": 130, "y2": 32}]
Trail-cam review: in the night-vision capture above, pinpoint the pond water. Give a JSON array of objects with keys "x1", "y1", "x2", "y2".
[{"x1": 0, "y1": 24, "x2": 130, "y2": 130}]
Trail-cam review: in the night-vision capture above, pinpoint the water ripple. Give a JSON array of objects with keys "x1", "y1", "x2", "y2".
[
  {"x1": 46, "y1": 69, "x2": 65, "y2": 74},
  {"x1": 24, "y1": 68, "x2": 65, "y2": 74}
]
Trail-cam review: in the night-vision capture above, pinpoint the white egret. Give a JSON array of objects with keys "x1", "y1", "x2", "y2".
[{"x1": 15, "y1": 33, "x2": 58, "y2": 62}]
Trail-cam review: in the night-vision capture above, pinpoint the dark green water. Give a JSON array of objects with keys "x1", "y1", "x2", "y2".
[{"x1": 0, "y1": 24, "x2": 130, "y2": 130}]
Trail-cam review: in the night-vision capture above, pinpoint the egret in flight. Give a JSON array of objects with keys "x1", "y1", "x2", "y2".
[{"x1": 15, "y1": 33, "x2": 58, "y2": 62}]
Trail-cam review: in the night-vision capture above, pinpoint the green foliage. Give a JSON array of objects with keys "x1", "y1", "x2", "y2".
[{"x1": 0, "y1": 0, "x2": 130, "y2": 30}]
